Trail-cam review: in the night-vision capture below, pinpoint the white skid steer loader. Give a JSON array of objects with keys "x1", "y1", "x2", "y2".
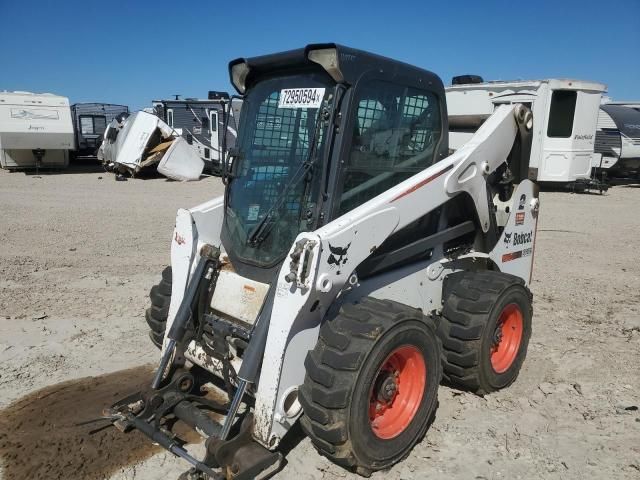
[{"x1": 105, "y1": 44, "x2": 539, "y2": 479}]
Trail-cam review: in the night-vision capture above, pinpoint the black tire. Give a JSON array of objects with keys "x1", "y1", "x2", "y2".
[
  {"x1": 437, "y1": 270, "x2": 533, "y2": 395},
  {"x1": 299, "y1": 297, "x2": 441, "y2": 476},
  {"x1": 146, "y1": 266, "x2": 172, "y2": 349}
]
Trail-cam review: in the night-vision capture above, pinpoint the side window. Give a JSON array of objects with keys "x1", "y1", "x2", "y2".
[
  {"x1": 79, "y1": 115, "x2": 107, "y2": 135},
  {"x1": 167, "y1": 109, "x2": 174, "y2": 127},
  {"x1": 547, "y1": 90, "x2": 576, "y2": 138},
  {"x1": 210, "y1": 111, "x2": 218, "y2": 132},
  {"x1": 80, "y1": 116, "x2": 94, "y2": 135},
  {"x1": 94, "y1": 116, "x2": 107, "y2": 136},
  {"x1": 339, "y1": 80, "x2": 442, "y2": 215}
]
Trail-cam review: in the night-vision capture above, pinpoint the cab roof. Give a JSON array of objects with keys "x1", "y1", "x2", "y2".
[{"x1": 229, "y1": 43, "x2": 444, "y2": 96}]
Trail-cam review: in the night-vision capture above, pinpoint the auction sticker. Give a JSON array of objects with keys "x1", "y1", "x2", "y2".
[{"x1": 278, "y1": 88, "x2": 325, "y2": 109}]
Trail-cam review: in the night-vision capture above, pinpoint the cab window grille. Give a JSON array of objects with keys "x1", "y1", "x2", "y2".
[
  {"x1": 224, "y1": 72, "x2": 332, "y2": 266},
  {"x1": 243, "y1": 91, "x2": 323, "y2": 216},
  {"x1": 339, "y1": 80, "x2": 442, "y2": 215}
]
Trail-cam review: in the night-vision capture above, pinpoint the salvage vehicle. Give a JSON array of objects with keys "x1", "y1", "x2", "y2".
[
  {"x1": 104, "y1": 43, "x2": 539, "y2": 479},
  {"x1": 98, "y1": 110, "x2": 205, "y2": 181}
]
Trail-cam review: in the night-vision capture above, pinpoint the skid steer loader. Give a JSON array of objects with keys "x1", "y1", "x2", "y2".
[{"x1": 105, "y1": 44, "x2": 539, "y2": 479}]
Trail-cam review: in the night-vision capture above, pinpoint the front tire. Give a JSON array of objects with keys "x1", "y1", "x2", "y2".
[{"x1": 299, "y1": 297, "x2": 441, "y2": 476}]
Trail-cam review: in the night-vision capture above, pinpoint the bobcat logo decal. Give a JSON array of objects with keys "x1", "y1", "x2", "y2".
[{"x1": 328, "y1": 242, "x2": 351, "y2": 267}]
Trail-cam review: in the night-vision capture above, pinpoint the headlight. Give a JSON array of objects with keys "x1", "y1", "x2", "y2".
[{"x1": 230, "y1": 61, "x2": 250, "y2": 94}]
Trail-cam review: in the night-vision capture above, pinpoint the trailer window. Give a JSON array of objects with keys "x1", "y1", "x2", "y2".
[
  {"x1": 79, "y1": 115, "x2": 107, "y2": 135},
  {"x1": 210, "y1": 111, "x2": 217, "y2": 132},
  {"x1": 338, "y1": 80, "x2": 442, "y2": 215},
  {"x1": 167, "y1": 109, "x2": 174, "y2": 127},
  {"x1": 80, "y1": 117, "x2": 93, "y2": 135},
  {"x1": 94, "y1": 117, "x2": 106, "y2": 135},
  {"x1": 547, "y1": 91, "x2": 577, "y2": 138}
]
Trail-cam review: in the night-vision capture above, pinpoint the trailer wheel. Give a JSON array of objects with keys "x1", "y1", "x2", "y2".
[
  {"x1": 299, "y1": 297, "x2": 441, "y2": 476},
  {"x1": 437, "y1": 271, "x2": 532, "y2": 395},
  {"x1": 145, "y1": 266, "x2": 172, "y2": 349}
]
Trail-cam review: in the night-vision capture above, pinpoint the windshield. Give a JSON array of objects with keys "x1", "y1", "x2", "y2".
[{"x1": 224, "y1": 72, "x2": 334, "y2": 267}]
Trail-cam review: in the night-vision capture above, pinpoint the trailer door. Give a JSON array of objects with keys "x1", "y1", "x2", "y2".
[
  {"x1": 541, "y1": 89, "x2": 598, "y2": 182},
  {"x1": 210, "y1": 110, "x2": 219, "y2": 161},
  {"x1": 541, "y1": 90, "x2": 579, "y2": 181}
]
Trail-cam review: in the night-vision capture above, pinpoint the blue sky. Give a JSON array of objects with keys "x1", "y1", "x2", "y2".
[{"x1": 1, "y1": 0, "x2": 638, "y2": 110}]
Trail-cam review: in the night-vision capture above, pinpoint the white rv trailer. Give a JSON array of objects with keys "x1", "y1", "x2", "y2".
[
  {"x1": 594, "y1": 103, "x2": 640, "y2": 177},
  {"x1": 0, "y1": 91, "x2": 74, "y2": 169},
  {"x1": 446, "y1": 79, "x2": 606, "y2": 186}
]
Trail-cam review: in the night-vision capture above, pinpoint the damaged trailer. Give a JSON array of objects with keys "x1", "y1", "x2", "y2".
[
  {"x1": 98, "y1": 110, "x2": 205, "y2": 181},
  {"x1": 152, "y1": 92, "x2": 241, "y2": 174}
]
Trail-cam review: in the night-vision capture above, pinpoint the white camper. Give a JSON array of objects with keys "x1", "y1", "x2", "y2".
[
  {"x1": 0, "y1": 91, "x2": 74, "y2": 169},
  {"x1": 446, "y1": 79, "x2": 606, "y2": 186}
]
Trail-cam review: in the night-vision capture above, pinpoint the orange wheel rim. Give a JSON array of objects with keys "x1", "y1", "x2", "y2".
[
  {"x1": 369, "y1": 345, "x2": 426, "y2": 440},
  {"x1": 490, "y1": 303, "x2": 524, "y2": 373}
]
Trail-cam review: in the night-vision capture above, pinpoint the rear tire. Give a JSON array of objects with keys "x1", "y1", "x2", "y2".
[
  {"x1": 437, "y1": 270, "x2": 532, "y2": 395},
  {"x1": 299, "y1": 297, "x2": 441, "y2": 476},
  {"x1": 145, "y1": 266, "x2": 172, "y2": 349}
]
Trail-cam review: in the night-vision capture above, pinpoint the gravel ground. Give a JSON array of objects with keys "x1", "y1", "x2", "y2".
[{"x1": 0, "y1": 166, "x2": 638, "y2": 480}]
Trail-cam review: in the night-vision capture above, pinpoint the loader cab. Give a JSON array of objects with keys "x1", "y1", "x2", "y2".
[{"x1": 222, "y1": 44, "x2": 448, "y2": 282}]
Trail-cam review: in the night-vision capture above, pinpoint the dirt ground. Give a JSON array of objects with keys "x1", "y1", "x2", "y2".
[{"x1": 0, "y1": 166, "x2": 638, "y2": 480}]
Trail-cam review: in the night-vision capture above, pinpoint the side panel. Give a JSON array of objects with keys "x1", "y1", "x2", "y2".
[
  {"x1": 164, "y1": 196, "x2": 225, "y2": 351},
  {"x1": 0, "y1": 148, "x2": 69, "y2": 168},
  {"x1": 489, "y1": 180, "x2": 540, "y2": 284},
  {"x1": 528, "y1": 85, "x2": 547, "y2": 172},
  {"x1": 254, "y1": 234, "x2": 323, "y2": 446},
  {"x1": 161, "y1": 101, "x2": 228, "y2": 165}
]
